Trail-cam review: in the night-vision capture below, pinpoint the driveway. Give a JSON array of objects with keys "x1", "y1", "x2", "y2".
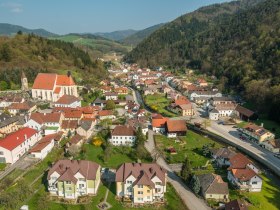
[{"x1": 145, "y1": 130, "x2": 211, "y2": 210}]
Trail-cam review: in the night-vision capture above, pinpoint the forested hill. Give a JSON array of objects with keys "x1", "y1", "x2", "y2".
[
  {"x1": 121, "y1": 23, "x2": 165, "y2": 46},
  {"x1": 0, "y1": 23, "x2": 57, "y2": 37},
  {"x1": 125, "y1": 0, "x2": 280, "y2": 123},
  {"x1": 124, "y1": 0, "x2": 263, "y2": 67},
  {"x1": 0, "y1": 34, "x2": 107, "y2": 88}
]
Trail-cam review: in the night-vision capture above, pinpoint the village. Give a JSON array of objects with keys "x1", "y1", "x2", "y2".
[{"x1": 0, "y1": 65, "x2": 279, "y2": 210}]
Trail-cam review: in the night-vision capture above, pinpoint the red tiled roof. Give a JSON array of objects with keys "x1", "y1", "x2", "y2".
[
  {"x1": 61, "y1": 120, "x2": 78, "y2": 129},
  {"x1": 32, "y1": 73, "x2": 57, "y2": 90},
  {"x1": 64, "y1": 110, "x2": 83, "y2": 119},
  {"x1": 29, "y1": 134, "x2": 54, "y2": 153},
  {"x1": 175, "y1": 98, "x2": 190, "y2": 106},
  {"x1": 8, "y1": 101, "x2": 35, "y2": 110},
  {"x1": 166, "y1": 120, "x2": 187, "y2": 132},
  {"x1": 152, "y1": 114, "x2": 167, "y2": 128},
  {"x1": 228, "y1": 153, "x2": 253, "y2": 170},
  {"x1": 70, "y1": 134, "x2": 83, "y2": 145},
  {"x1": 56, "y1": 95, "x2": 80, "y2": 105},
  {"x1": 112, "y1": 125, "x2": 136, "y2": 136},
  {"x1": 54, "y1": 87, "x2": 61, "y2": 94},
  {"x1": 56, "y1": 75, "x2": 75, "y2": 86},
  {"x1": 0, "y1": 127, "x2": 38, "y2": 151},
  {"x1": 30, "y1": 112, "x2": 62, "y2": 124},
  {"x1": 99, "y1": 110, "x2": 114, "y2": 116},
  {"x1": 231, "y1": 168, "x2": 258, "y2": 181}
]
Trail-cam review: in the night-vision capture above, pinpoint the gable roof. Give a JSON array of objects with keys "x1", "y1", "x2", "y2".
[
  {"x1": 56, "y1": 95, "x2": 80, "y2": 105},
  {"x1": 231, "y1": 168, "x2": 258, "y2": 181},
  {"x1": 152, "y1": 114, "x2": 167, "y2": 128},
  {"x1": 32, "y1": 73, "x2": 57, "y2": 90},
  {"x1": 56, "y1": 75, "x2": 75, "y2": 86},
  {"x1": 70, "y1": 134, "x2": 83, "y2": 145},
  {"x1": 225, "y1": 199, "x2": 248, "y2": 210},
  {"x1": 0, "y1": 127, "x2": 37, "y2": 150},
  {"x1": 211, "y1": 147, "x2": 236, "y2": 159},
  {"x1": 61, "y1": 120, "x2": 78, "y2": 129},
  {"x1": 48, "y1": 160, "x2": 100, "y2": 182},
  {"x1": 198, "y1": 173, "x2": 229, "y2": 195},
  {"x1": 30, "y1": 112, "x2": 62, "y2": 124},
  {"x1": 228, "y1": 153, "x2": 253, "y2": 170},
  {"x1": 8, "y1": 101, "x2": 35, "y2": 110},
  {"x1": 29, "y1": 134, "x2": 54, "y2": 153},
  {"x1": 99, "y1": 110, "x2": 114, "y2": 116},
  {"x1": 235, "y1": 105, "x2": 254, "y2": 118},
  {"x1": 112, "y1": 125, "x2": 136, "y2": 136},
  {"x1": 115, "y1": 163, "x2": 166, "y2": 186},
  {"x1": 166, "y1": 119, "x2": 187, "y2": 132}
]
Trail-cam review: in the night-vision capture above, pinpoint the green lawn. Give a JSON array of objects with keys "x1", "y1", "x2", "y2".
[
  {"x1": 80, "y1": 144, "x2": 141, "y2": 169},
  {"x1": 0, "y1": 163, "x2": 6, "y2": 170},
  {"x1": 154, "y1": 131, "x2": 222, "y2": 168},
  {"x1": 144, "y1": 94, "x2": 177, "y2": 117}
]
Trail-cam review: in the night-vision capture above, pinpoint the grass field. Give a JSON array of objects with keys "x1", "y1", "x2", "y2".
[
  {"x1": 144, "y1": 94, "x2": 177, "y2": 117},
  {"x1": 0, "y1": 163, "x2": 6, "y2": 171},
  {"x1": 154, "y1": 130, "x2": 222, "y2": 167}
]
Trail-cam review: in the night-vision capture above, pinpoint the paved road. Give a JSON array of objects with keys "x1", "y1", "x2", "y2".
[
  {"x1": 207, "y1": 122, "x2": 280, "y2": 175},
  {"x1": 145, "y1": 130, "x2": 210, "y2": 210}
]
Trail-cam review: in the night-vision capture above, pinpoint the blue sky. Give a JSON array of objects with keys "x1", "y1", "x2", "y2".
[{"x1": 0, "y1": 0, "x2": 230, "y2": 34}]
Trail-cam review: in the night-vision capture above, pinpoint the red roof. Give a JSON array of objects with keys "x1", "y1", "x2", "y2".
[
  {"x1": 231, "y1": 168, "x2": 258, "y2": 181},
  {"x1": 175, "y1": 99, "x2": 190, "y2": 106},
  {"x1": 99, "y1": 110, "x2": 114, "y2": 116},
  {"x1": 30, "y1": 112, "x2": 62, "y2": 124},
  {"x1": 0, "y1": 127, "x2": 38, "y2": 151},
  {"x1": 32, "y1": 73, "x2": 57, "y2": 90},
  {"x1": 56, "y1": 75, "x2": 76, "y2": 86},
  {"x1": 228, "y1": 153, "x2": 253, "y2": 170},
  {"x1": 152, "y1": 114, "x2": 167, "y2": 128},
  {"x1": 54, "y1": 87, "x2": 61, "y2": 94},
  {"x1": 29, "y1": 134, "x2": 54, "y2": 153}
]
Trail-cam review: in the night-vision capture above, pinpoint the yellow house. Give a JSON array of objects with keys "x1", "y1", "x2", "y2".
[
  {"x1": 47, "y1": 160, "x2": 100, "y2": 199},
  {"x1": 115, "y1": 163, "x2": 167, "y2": 204}
]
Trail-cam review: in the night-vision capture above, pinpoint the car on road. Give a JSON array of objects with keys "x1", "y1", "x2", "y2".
[{"x1": 274, "y1": 154, "x2": 280, "y2": 159}]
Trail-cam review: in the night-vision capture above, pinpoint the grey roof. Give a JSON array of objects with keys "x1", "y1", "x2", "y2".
[
  {"x1": 93, "y1": 98, "x2": 105, "y2": 104},
  {"x1": 80, "y1": 121, "x2": 92, "y2": 131},
  {"x1": 125, "y1": 95, "x2": 134, "y2": 102},
  {"x1": 0, "y1": 115, "x2": 21, "y2": 128},
  {"x1": 198, "y1": 173, "x2": 229, "y2": 196}
]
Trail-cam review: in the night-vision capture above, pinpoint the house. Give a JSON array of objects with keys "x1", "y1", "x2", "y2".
[
  {"x1": 8, "y1": 101, "x2": 36, "y2": 115},
  {"x1": 198, "y1": 173, "x2": 229, "y2": 201},
  {"x1": 125, "y1": 95, "x2": 134, "y2": 103},
  {"x1": 32, "y1": 73, "x2": 78, "y2": 102},
  {"x1": 211, "y1": 147, "x2": 236, "y2": 167},
  {"x1": 105, "y1": 92, "x2": 118, "y2": 101},
  {"x1": 179, "y1": 104, "x2": 194, "y2": 116},
  {"x1": 189, "y1": 91, "x2": 222, "y2": 101},
  {"x1": 115, "y1": 87, "x2": 128, "y2": 95},
  {"x1": 166, "y1": 120, "x2": 187, "y2": 138},
  {"x1": 259, "y1": 139, "x2": 280, "y2": 153},
  {"x1": 211, "y1": 103, "x2": 237, "y2": 118},
  {"x1": 225, "y1": 199, "x2": 248, "y2": 210},
  {"x1": 109, "y1": 125, "x2": 136, "y2": 146},
  {"x1": 76, "y1": 121, "x2": 94, "y2": 139},
  {"x1": 92, "y1": 98, "x2": 106, "y2": 108},
  {"x1": 234, "y1": 105, "x2": 257, "y2": 121},
  {"x1": 0, "y1": 114, "x2": 22, "y2": 137},
  {"x1": 209, "y1": 109, "x2": 219, "y2": 120},
  {"x1": 193, "y1": 96, "x2": 210, "y2": 105},
  {"x1": 29, "y1": 134, "x2": 55, "y2": 159},
  {"x1": 99, "y1": 110, "x2": 116, "y2": 120},
  {"x1": 61, "y1": 120, "x2": 79, "y2": 134},
  {"x1": 0, "y1": 95, "x2": 24, "y2": 109},
  {"x1": 25, "y1": 112, "x2": 64, "y2": 135},
  {"x1": 0, "y1": 128, "x2": 40, "y2": 164},
  {"x1": 227, "y1": 153, "x2": 262, "y2": 192},
  {"x1": 196, "y1": 78, "x2": 208, "y2": 87},
  {"x1": 54, "y1": 95, "x2": 81, "y2": 108},
  {"x1": 208, "y1": 97, "x2": 234, "y2": 106},
  {"x1": 128, "y1": 117, "x2": 149, "y2": 135},
  {"x1": 69, "y1": 134, "x2": 84, "y2": 147},
  {"x1": 239, "y1": 123, "x2": 275, "y2": 143},
  {"x1": 100, "y1": 85, "x2": 112, "y2": 93},
  {"x1": 152, "y1": 114, "x2": 167, "y2": 133},
  {"x1": 115, "y1": 163, "x2": 167, "y2": 204},
  {"x1": 47, "y1": 160, "x2": 101, "y2": 199}
]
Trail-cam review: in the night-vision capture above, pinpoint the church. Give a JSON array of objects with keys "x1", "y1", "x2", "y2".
[{"x1": 32, "y1": 72, "x2": 78, "y2": 102}]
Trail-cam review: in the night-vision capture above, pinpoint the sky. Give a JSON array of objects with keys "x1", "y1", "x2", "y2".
[{"x1": 0, "y1": 0, "x2": 230, "y2": 35}]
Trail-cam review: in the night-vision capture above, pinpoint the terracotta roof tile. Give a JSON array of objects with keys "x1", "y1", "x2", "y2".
[
  {"x1": 166, "y1": 119, "x2": 187, "y2": 132},
  {"x1": 112, "y1": 125, "x2": 136, "y2": 136}
]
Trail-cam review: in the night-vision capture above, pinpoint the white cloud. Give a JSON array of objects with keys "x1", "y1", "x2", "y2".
[{"x1": 1, "y1": 2, "x2": 23, "y2": 13}]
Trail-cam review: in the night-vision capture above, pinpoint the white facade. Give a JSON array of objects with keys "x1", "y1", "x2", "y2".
[
  {"x1": 54, "y1": 100, "x2": 81, "y2": 108},
  {"x1": 30, "y1": 139, "x2": 55, "y2": 160},
  {"x1": 209, "y1": 111, "x2": 219, "y2": 120},
  {"x1": 0, "y1": 132, "x2": 40, "y2": 164},
  {"x1": 190, "y1": 92, "x2": 222, "y2": 101},
  {"x1": 105, "y1": 95, "x2": 118, "y2": 100},
  {"x1": 109, "y1": 135, "x2": 136, "y2": 146},
  {"x1": 152, "y1": 127, "x2": 165, "y2": 133}
]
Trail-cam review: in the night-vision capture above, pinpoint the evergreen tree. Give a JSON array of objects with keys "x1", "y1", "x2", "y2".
[
  {"x1": 190, "y1": 175, "x2": 201, "y2": 195},
  {"x1": 181, "y1": 156, "x2": 192, "y2": 183}
]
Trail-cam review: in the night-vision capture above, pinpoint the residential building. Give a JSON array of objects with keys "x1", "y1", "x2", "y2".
[
  {"x1": 211, "y1": 147, "x2": 236, "y2": 167},
  {"x1": 92, "y1": 98, "x2": 106, "y2": 108},
  {"x1": 8, "y1": 101, "x2": 36, "y2": 115},
  {"x1": 189, "y1": 91, "x2": 222, "y2": 101},
  {"x1": 109, "y1": 125, "x2": 136, "y2": 146},
  {"x1": 54, "y1": 95, "x2": 81, "y2": 108},
  {"x1": 105, "y1": 92, "x2": 118, "y2": 101},
  {"x1": 99, "y1": 110, "x2": 116, "y2": 120},
  {"x1": 0, "y1": 114, "x2": 22, "y2": 137},
  {"x1": 47, "y1": 160, "x2": 101, "y2": 199},
  {"x1": 234, "y1": 105, "x2": 257, "y2": 121},
  {"x1": 115, "y1": 87, "x2": 128, "y2": 95},
  {"x1": 152, "y1": 114, "x2": 167, "y2": 133},
  {"x1": 179, "y1": 104, "x2": 194, "y2": 116},
  {"x1": 166, "y1": 120, "x2": 187, "y2": 138},
  {"x1": 259, "y1": 139, "x2": 280, "y2": 153},
  {"x1": 0, "y1": 128, "x2": 40, "y2": 164},
  {"x1": 115, "y1": 163, "x2": 167, "y2": 204},
  {"x1": 76, "y1": 121, "x2": 94, "y2": 139},
  {"x1": 32, "y1": 73, "x2": 78, "y2": 102},
  {"x1": 69, "y1": 134, "x2": 84, "y2": 147},
  {"x1": 198, "y1": 173, "x2": 229, "y2": 201},
  {"x1": 225, "y1": 199, "x2": 248, "y2": 210},
  {"x1": 29, "y1": 134, "x2": 55, "y2": 159},
  {"x1": 239, "y1": 123, "x2": 275, "y2": 143}
]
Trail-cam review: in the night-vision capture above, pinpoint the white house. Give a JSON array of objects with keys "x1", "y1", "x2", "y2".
[
  {"x1": 0, "y1": 127, "x2": 40, "y2": 164},
  {"x1": 54, "y1": 95, "x2": 81, "y2": 108},
  {"x1": 189, "y1": 91, "x2": 222, "y2": 101},
  {"x1": 29, "y1": 134, "x2": 55, "y2": 159},
  {"x1": 32, "y1": 73, "x2": 78, "y2": 102},
  {"x1": 105, "y1": 92, "x2": 118, "y2": 101},
  {"x1": 109, "y1": 125, "x2": 136, "y2": 146},
  {"x1": 209, "y1": 109, "x2": 219, "y2": 120},
  {"x1": 99, "y1": 110, "x2": 116, "y2": 120}
]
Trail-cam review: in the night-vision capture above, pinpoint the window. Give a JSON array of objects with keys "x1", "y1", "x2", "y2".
[
  {"x1": 147, "y1": 190, "x2": 150, "y2": 193},
  {"x1": 127, "y1": 181, "x2": 132, "y2": 184},
  {"x1": 155, "y1": 182, "x2": 161, "y2": 185},
  {"x1": 67, "y1": 187, "x2": 72, "y2": 190},
  {"x1": 66, "y1": 181, "x2": 71, "y2": 184},
  {"x1": 138, "y1": 185, "x2": 143, "y2": 188},
  {"x1": 0, "y1": 151, "x2": 3, "y2": 155},
  {"x1": 79, "y1": 178, "x2": 86, "y2": 181},
  {"x1": 252, "y1": 181, "x2": 258, "y2": 185},
  {"x1": 155, "y1": 188, "x2": 161, "y2": 193},
  {"x1": 79, "y1": 184, "x2": 84, "y2": 188},
  {"x1": 138, "y1": 191, "x2": 143, "y2": 194},
  {"x1": 147, "y1": 196, "x2": 150, "y2": 199},
  {"x1": 138, "y1": 198, "x2": 143, "y2": 201}
]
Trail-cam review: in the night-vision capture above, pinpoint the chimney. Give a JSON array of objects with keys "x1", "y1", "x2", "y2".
[
  {"x1": 24, "y1": 134, "x2": 27, "y2": 140},
  {"x1": 67, "y1": 71, "x2": 71, "y2": 77}
]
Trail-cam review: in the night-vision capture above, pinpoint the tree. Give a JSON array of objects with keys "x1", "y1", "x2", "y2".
[
  {"x1": 68, "y1": 144, "x2": 79, "y2": 157},
  {"x1": 0, "y1": 43, "x2": 12, "y2": 62},
  {"x1": 0, "y1": 81, "x2": 8, "y2": 90},
  {"x1": 190, "y1": 175, "x2": 201, "y2": 195},
  {"x1": 17, "y1": 30, "x2": 23, "y2": 35},
  {"x1": 202, "y1": 144, "x2": 210, "y2": 157},
  {"x1": 105, "y1": 100, "x2": 115, "y2": 110},
  {"x1": 181, "y1": 156, "x2": 192, "y2": 183}
]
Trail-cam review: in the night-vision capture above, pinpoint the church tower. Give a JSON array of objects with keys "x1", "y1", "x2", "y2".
[{"x1": 21, "y1": 71, "x2": 28, "y2": 91}]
